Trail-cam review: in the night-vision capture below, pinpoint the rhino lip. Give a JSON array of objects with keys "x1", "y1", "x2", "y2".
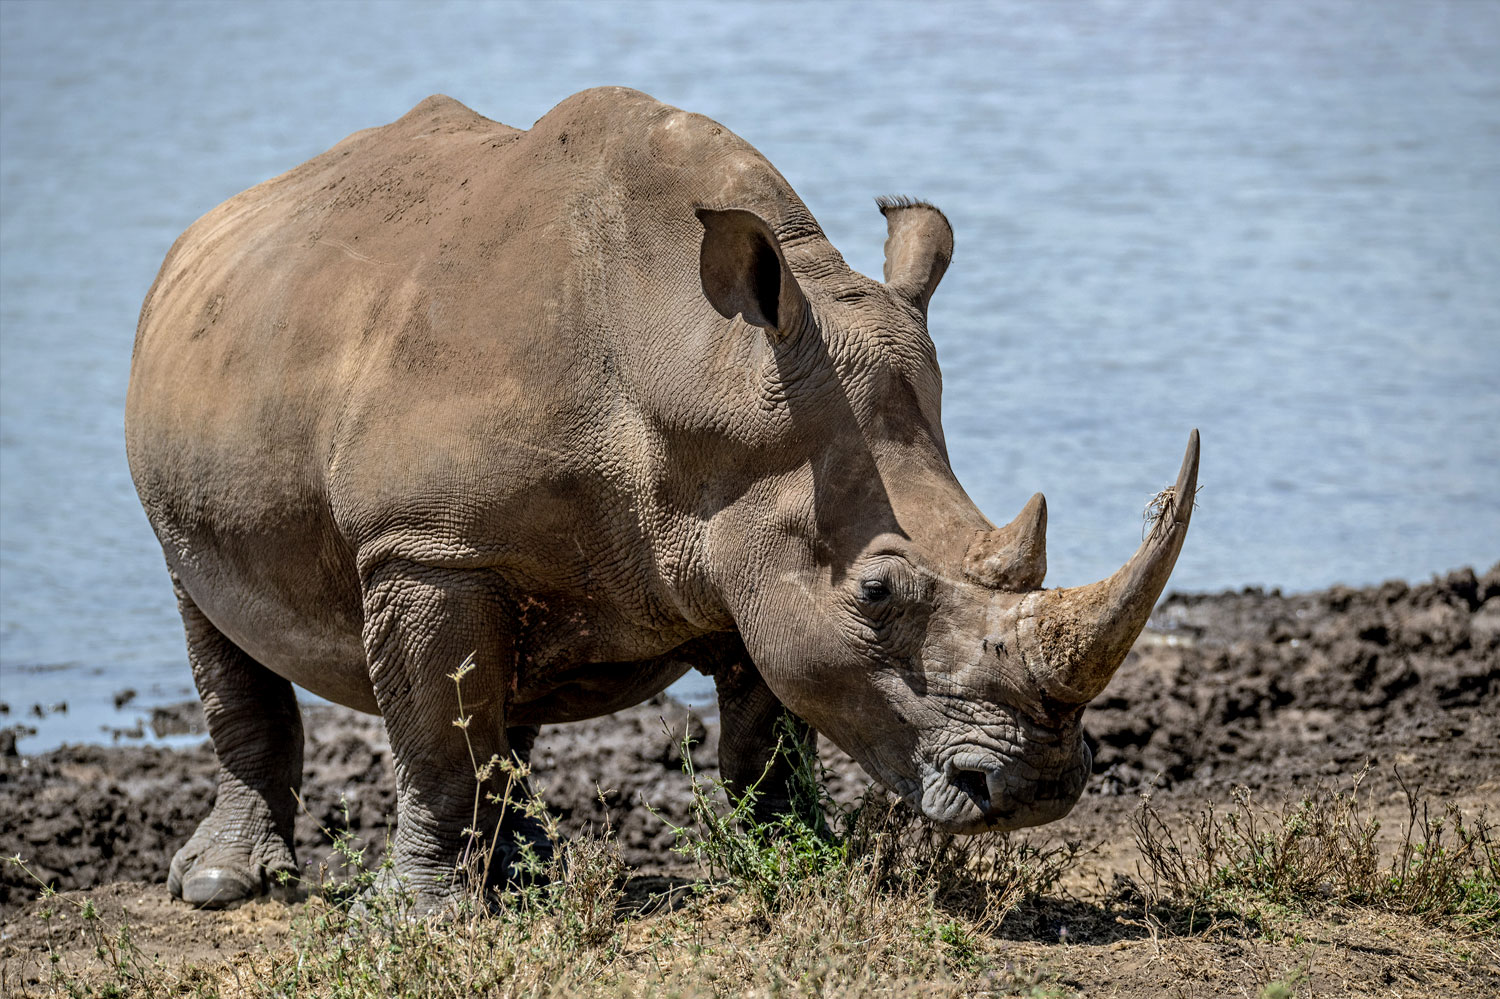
[
  {"x1": 922, "y1": 742, "x2": 1090, "y2": 832},
  {"x1": 935, "y1": 749, "x2": 1012, "y2": 822}
]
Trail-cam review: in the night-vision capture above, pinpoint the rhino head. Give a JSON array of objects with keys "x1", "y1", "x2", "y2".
[{"x1": 696, "y1": 198, "x2": 1198, "y2": 833}]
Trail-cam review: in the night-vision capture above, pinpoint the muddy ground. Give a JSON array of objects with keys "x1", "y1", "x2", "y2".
[{"x1": 2, "y1": 565, "x2": 1497, "y2": 995}]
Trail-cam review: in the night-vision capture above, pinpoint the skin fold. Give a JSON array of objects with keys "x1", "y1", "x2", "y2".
[{"x1": 126, "y1": 88, "x2": 1196, "y2": 911}]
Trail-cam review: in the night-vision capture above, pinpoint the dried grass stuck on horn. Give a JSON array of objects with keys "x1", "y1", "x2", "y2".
[{"x1": 1141, "y1": 484, "x2": 1200, "y2": 543}]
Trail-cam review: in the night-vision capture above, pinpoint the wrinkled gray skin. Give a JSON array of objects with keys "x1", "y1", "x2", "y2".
[{"x1": 125, "y1": 88, "x2": 1197, "y2": 911}]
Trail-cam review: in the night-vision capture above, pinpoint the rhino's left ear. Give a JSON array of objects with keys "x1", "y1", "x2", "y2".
[
  {"x1": 697, "y1": 207, "x2": 809, "y2": 342},
  {"x1": 878, "y1": 196, "x2": 952, "y2": 315}
]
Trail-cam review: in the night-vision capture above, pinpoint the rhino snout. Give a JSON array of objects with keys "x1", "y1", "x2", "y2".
[{"x1": 919, "y1": 739, "x2": 1091, "y2": 834}]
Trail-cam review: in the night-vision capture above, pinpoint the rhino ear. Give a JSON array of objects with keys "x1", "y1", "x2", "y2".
[
  {"x1": 697, "y1": 208, "x2": 809, "y2": 341},
  {"x1": 877, "y1": 196, "x2": 952, "y2": 314}
]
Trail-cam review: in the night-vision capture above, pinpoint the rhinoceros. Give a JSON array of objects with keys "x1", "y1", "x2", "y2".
[{"x1": 125, "y1": 87, "x2": 1197, "y2": 910}]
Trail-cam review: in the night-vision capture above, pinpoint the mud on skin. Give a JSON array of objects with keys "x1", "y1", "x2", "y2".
[{"x1": 2, "y1": 566, "x2": 1494, "y2": 910}]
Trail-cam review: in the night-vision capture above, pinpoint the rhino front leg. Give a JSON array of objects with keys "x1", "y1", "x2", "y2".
[
  {"x1": 169, "y1": 583, "x2": 302, "y2": 908},
  {"x1": 361, "y1": 562, "x2": 546, "y2": 912},
  {"x1": 713, "y1": 653, "x2": 821, "y2": 828}
]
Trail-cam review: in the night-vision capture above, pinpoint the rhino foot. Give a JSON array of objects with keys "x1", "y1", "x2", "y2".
[
  {"x1": 168, "y1": 813, "x2": 298, "y2": 909},
  {"x1": 375, "y1": 810, "x2": 558, "y2": 917}
]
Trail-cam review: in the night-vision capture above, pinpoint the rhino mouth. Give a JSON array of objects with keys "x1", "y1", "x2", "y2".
[{"x1": 913, "y1": 739, "x2": 1091, "y2": 834}]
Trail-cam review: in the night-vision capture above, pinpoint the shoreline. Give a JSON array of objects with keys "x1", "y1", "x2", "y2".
[
  {"x1": 4, "y1": 562, "x2": 1493, "y2": 756},
  {"x1": 2, "y1": 564, "x2": 1494, "y2": 908}
]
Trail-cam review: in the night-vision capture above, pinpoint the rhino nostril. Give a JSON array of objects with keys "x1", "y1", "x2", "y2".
[{"x1": 949, "y1": 768, "x2": 991, "y2": 813}]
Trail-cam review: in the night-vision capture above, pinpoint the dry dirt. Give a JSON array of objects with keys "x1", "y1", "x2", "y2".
[{"x1": 3, "y1": 565, "x2": 1497, "y2": 996}]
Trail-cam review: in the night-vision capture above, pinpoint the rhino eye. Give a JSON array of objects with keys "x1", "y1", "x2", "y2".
[{"x1": 859, "y1": 578, "x2": 891, "y2": 602}]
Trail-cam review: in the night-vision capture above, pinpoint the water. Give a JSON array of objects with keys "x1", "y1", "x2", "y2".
[{"x1": 2, "y1": 0, "x2": 1497, "y2": 750}]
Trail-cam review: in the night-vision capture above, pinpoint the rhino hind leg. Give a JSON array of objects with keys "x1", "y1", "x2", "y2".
[
  {"x1": 169, "y1": 583, "x2": 302, "y2": 909},
  {"x1": 361, "y1": 562, "x2": 549, "y2": 912},
  {"x1": 713, "y1": 653, "x2": 823, "y2": 830}
]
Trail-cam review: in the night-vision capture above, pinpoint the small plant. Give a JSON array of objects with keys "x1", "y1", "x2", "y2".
[
  {"x1": 917, "y1": 918, "x2": 980, "y2": 969},
  {"x1": 449, "y1": 652, "x2": 560, "y2": 902},
  {"x1": 4, "y1": 854, "x2": 163, "y2": 998},
  {"x1": 1258, "y1": 966, "x2": 1308, "y2": 999},
  {"x1": 657, "y1": 708, "x2": 1089, "y2": 937},
  {"x1": 1131, "y1": 765, "x2": 1500, "y2": 931},
  {"x1": 653, "y1": 712, "x2": 847, "y2": 912}
]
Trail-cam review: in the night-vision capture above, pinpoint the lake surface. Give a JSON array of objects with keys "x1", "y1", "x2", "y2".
[{"x1": 2, "y1": 0, "x2": 1497, "y2": 750}]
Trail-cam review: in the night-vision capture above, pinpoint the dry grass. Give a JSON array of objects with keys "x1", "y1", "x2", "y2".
[
  {"x1": 2, "y1": 702, "x2": 1087, "y2": 998},
  {"x1": 1129, "y1": 765, "x2": 1500, "y2": 934},
  {"x1": 5, "y1": 684, "x2": 1496, "y2": 998},
  {"x1": 8, "y1": 766, "x2": 1499, "y2": 998}
]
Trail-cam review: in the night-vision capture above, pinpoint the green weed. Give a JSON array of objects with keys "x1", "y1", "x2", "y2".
[
  {"x1": 656, "y1": 707, "x2": 1090, "y2": 973},
  {"x1": 3, "y1": 854, "x2": 164, "y2": 998}
]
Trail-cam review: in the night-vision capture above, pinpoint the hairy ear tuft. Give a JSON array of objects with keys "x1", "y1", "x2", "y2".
[{"x1": 875, "y1": 194, "x2": 937, "y2": 213}]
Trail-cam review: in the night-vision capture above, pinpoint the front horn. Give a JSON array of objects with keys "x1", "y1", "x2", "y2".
[{"x1": 1017, "y1": 429, "x2": 1200, "y2": 704}]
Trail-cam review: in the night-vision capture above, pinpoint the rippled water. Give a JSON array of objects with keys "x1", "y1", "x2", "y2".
[{"x1": 2, "y1": 0, "x2": 1497, "y2": 749}]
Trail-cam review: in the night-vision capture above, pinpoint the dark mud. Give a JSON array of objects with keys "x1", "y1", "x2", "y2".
[
  {"x1": 3, "y1": 565, "x2": 1496, "y2": 911},
  {"x1": 1088, "y1": 564, "x2": 1500, "y2": 796}
]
